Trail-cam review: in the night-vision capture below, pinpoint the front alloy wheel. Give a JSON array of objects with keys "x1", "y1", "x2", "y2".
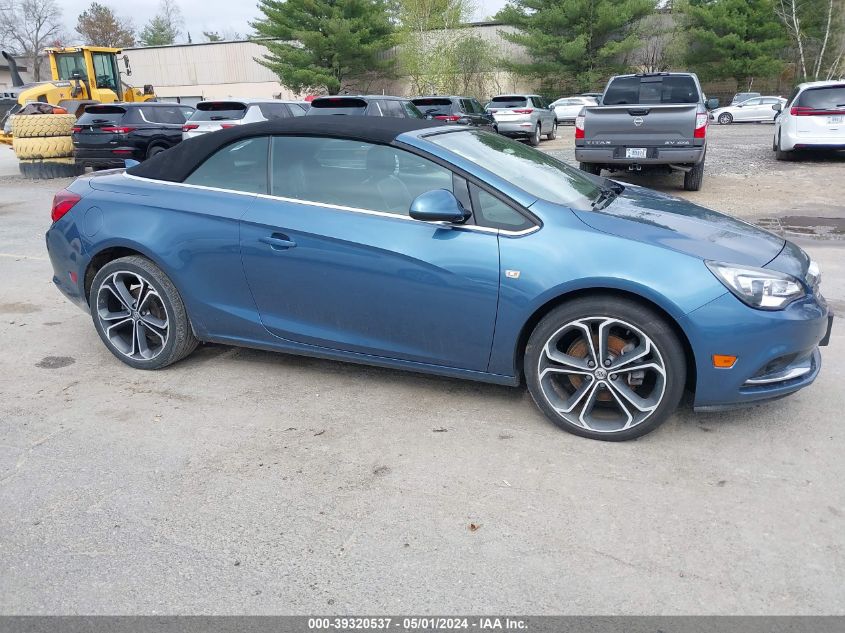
[
  {"x1": 525, "y1": 298, "x2": 686, "y2": 440},
  {"x1": 718, "y1": 112, "x2": 733, "y2": 125}
]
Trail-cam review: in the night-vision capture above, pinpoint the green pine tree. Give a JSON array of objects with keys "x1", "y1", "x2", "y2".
[
  {"x1": 495, "y1": 0, "x2": 658, "y2": 93},
  {"x1": 680, "y1": 0, "x2": 787, "y2": 84},
  {"x1": 252, "y1": 0, "x2": 396, "y2": 95}
]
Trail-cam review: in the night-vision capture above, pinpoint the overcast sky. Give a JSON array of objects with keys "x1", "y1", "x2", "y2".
[{"x1": 58, "y1": 0, "x2": 510, "y2": 45}]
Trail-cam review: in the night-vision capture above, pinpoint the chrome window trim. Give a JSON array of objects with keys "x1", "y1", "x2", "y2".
[{"x1": 122, "y1": 172, "x2": 539, "y2": 236}]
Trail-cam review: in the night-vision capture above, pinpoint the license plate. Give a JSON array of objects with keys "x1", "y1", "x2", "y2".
[
  {"x1": 827, "y1": 115, "x2": 843, "y2": 125},
  {"x1": 626, "y1": 148, "x2": 647, "y2": 159}
]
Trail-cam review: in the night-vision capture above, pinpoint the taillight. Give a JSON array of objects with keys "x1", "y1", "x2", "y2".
[
  {"x1": 513, "y1": 109, "x2": 534, "y2": 114},
  {"x1": 694, "y1": 112, "x2": 708, "y2": 138},
  {"x1": 575, "y1": 113, "x2": 585, "y2": 139},
  {"x1": 101, "y1": 126, "x2": 136, "y2": 134},
  {"x1": 182, "y1": 124, "x2": 199, "y2": 131},
  {"x1": 220, "y1": 123, "x2": 236, "y2": 128},
  {"x1": 790, "y1": 106, "x2": 845, "y2": 116},
  {"x1": 434, "y1": 115, "x2": 461, "y2": 121},
  {"x1": 51, "y1": 189, "x2": 81, "y2": 223},
  {"x1": 71, "y1": 126, "x2": 81, "y2": 133}
]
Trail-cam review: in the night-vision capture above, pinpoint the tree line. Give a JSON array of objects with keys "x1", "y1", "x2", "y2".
[{"x1": 2, "y1": 0, "x2": 842, "y2": 93}]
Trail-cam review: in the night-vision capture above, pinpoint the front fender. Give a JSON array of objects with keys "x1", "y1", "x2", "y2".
[{"x1": 488, "y1": 214, "x2": 726, "y2": 376}]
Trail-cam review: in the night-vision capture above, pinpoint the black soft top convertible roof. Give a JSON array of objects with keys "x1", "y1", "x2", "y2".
[{"x1": 127, "y1": 115, "x2": 446, "y2": 183}]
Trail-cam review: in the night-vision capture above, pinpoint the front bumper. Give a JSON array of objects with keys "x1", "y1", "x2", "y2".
[
  {"x1": 683, "y1": 292, "x2": 831, "y2": 410},
  {"x1": 575, "y1": 145, "x2": 705, "y2": 165}
]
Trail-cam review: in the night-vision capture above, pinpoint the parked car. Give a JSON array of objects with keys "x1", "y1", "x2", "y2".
[
  {"x1": 486, "y1": 94, "x2": 557, "y2": 145},
  {"x1": 575, "y1": 72, "x2": 716, "y2": 191},
  {"x1": 549, "y1": 96, "x2": 597, "y2": 124},
  {"x1": 710, "y1": 96, "x2": 786, "y2": 124},
  {"x1": 731, "y1": 91, "x2": 761, "y2": 105},
  {"x1": 410, "y1": 96, "x2": 495, "y2": 130},
  {"x1": 773, "y1": 80, "x2": 845, "y2": 160},
  {"x1": 46, "y1": 117, "x2": 832, "y2": 441},
  {"x1": 182, "y1": 99, "x2": 307, "y2": 139},
  {"x1": 72, "y1": 102, "x2": 195, "y2": 169},
  {"x1": 306, "y1": 95, "x2": 423, "y2": 118},
  {"x1": 579, "y1": 92, "x2": 604, "y2": 103}
]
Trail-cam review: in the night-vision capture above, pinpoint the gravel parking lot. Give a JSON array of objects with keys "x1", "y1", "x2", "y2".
[{"x1": 1, "y1": 124, "x2": 843, "y2": 615}]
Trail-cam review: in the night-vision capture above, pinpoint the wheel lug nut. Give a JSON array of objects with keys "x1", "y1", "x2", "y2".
[
  {"x1": 587, "y1": 361, "x2": 595, "y2": 368},
  {"x1": 604, "y1": 360, "x2": 611, "y2": 367},
  {"x1": 610, "y1": 374, "x2": 617, "y2": 380}
]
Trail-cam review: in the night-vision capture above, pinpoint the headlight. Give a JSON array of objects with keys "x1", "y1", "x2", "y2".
[{"x1": 706, "y1": 261, "x2": 806, "y2": 310}]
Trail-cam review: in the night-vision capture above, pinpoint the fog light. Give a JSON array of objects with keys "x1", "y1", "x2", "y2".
[{"x1": 712, "y1": 354, "x2": 737, "y2": 368}]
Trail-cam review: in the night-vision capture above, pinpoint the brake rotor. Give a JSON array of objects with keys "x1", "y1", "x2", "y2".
[{"x1": 567, "y1": 334, "x2": 628, "y2": 401}]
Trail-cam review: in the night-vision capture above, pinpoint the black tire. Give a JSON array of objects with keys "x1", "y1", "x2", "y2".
[
  {"x1": 547, "y1": 122, "x2": 557, "y2": 140},
  {"x1": 683, "y1": 159, "x2": 705, "y2": 191},
  {"x1": 146, "y1": 144, "x2": 167, "y2": 160},
  {"x1": 524, "y1": 297, "x2": 686, "y2": 441},
  {"x1": 19, "y1": 159, "x2": 84, "y2": 179},
  {"x1": 89, "y1": 255, "x2": 198, "y2": 370},
  {"x1": 775, "y1": 132, "x2": 795, "y2": 161},
  {"x1": 579, "y1": 162, "x2": 601, "y2": 175},
  {"x1": 718, "y1": 112, "x2": 733, "y2": 125},
  {"x1": 528, "y1": 125, "x2": 541, "y2": 146}
]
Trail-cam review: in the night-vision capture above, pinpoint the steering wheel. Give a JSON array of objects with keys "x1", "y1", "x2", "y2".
[{"x1": 96, "y1": 74, "x2": 115, "y2": 89}]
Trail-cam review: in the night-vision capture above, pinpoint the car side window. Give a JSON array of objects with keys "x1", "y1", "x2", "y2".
[
  {"x1": 367, "y1": 100, "x2": 385, "y2": 116},
  {"x1": 270, "y1": 136, "x2": 454, "y2": 216},
  {"x1": 383, "y1": 100, "x2": 405, "y2": 118},
  {"x1": 185, "y1": 137, "x2": 269, "y2": 194},
  {"x1": 459, "y1": 99, "x2": 473, "y2": 113},
  {"x1": 470, "y1": 99, "x2": 485, "y2": 114},
  {"x1": 143, "y1": 106, "x2": 188, "y2": 124},
  {"x1": 289, "y1": 103, "x2": 307, "y2": 116},
  {"x1": 471, "y1": 184, "x2": 533, "y2": 232},
  {"x1": 258, "y1": 103, "x2": 290, "y2": 120},
  {"x1": 743, "y1": 98, "x2": 762, "y2": 106}
]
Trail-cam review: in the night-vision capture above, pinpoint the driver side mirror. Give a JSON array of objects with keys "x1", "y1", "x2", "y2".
[
  {"x1": 772, "y1": 102, "x2": 782, "y2": 112},
  {"x1": 122, "y1": 55, "x2": 132, "y2": 77},
  {"x1": 409, "y1": 189, "x2": 469, "y2": 224},
  {"x1": 705, "y1": 97, "x2": 719, "y2": 110}
]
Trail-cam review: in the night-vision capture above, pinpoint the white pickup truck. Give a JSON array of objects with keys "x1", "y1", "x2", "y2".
[{"x1": 574, "y1": 72, "x2": 718, "y2": 191}]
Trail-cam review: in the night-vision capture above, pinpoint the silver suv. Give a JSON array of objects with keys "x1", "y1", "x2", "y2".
[
  {"x1": 182, "y1": 99, "x2": 308, "y2": 139},
  {"x1": 487, "y1": 94, "x2": 557, "y2": 146}
]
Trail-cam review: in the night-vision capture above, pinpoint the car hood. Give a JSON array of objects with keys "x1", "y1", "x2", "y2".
[{"x1": 571, "y1": 183, "x2": 785, "y2": 267}]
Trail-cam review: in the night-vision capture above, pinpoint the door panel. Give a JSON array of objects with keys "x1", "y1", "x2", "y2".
[{"x1": 240, "y1": 200, "x2": 500, "y2": 370}]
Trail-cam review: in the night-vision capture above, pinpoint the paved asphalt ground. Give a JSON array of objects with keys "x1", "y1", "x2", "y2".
[{"x1": 1, "y1": 125, "x2": 843, "y2": 614}]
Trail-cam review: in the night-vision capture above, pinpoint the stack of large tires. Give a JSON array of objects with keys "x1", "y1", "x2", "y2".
[{"x1": 11, "y1": 114, "x2": 84, "y2": 179}]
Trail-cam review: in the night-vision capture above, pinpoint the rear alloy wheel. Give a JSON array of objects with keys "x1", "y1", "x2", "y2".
[
  {"x1": 528, "y1": 125, "x2": 541, "y2": 146},
  {"x1": 547, "y1": 122, "x2": 557, "y2": 140},
  {"x1": 90, "y1": 256, "x2": 197, "y2": 369},
  {"x1": 718, "y1": 112, "x2": 733, "y2": 125},
  {"x1": 525, "y1": 298, "x2": 686, "y2": 441}
]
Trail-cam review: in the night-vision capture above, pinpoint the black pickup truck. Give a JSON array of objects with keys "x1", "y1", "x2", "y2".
[{"x1": 574, "y1": 72, "x2": 718, "y2": 191}]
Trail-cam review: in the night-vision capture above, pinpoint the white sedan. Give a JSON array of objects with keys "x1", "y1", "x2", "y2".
[
  {"x1": 549, "y1": 96, "x2": 597, "y2": 123},
  {"x1": 710, "y1": 96, "x2": 786, "y2": 124},
  {"x1": 773, "y1": 80, "x2": 845, "y2": 160}
]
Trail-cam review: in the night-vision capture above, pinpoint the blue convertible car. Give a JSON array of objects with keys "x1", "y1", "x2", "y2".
[{"x1": 46, "y1": 117, "x2": 832, "y2": 440}]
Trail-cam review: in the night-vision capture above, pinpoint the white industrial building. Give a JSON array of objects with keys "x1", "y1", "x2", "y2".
[{"x1": 122, "y1": 24, "x2": 533, "y2": 104}]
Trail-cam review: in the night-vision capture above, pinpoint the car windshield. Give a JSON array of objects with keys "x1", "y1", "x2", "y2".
[
  {"x1": 427, "y1": 130, "x2": 603, "y2": 210},
  {"x1": 491, "y1": 96, "x2": 528, "y2": 108},
  {"x1": 412, "y1": 98, "x2": 453, "y2": 116},
  {"x1": 796, "y1": 85, "x2": 845, "y2": 110},
  {"x1": 307, "y1": 97, "x2": 368, "y2": 115},
  {"x1": 191, "y1": 102, "x2": 248, "y2": 121},
  {"x1": 603, "y1": 75, "x2": 700, "y2": 105},
  {"x1": 77, "y1": 106, "x2": 126, "y2": 125}
]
